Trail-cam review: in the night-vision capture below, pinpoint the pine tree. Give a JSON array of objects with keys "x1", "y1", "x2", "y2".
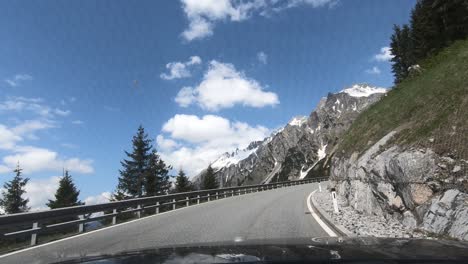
[
  {"x1": 47, "y1": 170, "x2": 84, "y2": 209},
  {"x1": 110, "y1": 188, "x2": 129, "y2": 201},
  {"x1": 0, "y1": 164, "x2": 30, "y2": 214},
  {"x1": 201, "y1": 165, "x2": 218, "y2": 190},
  {"x1": 174, "y1": 169, "x2": 193, "y2": 193},
  {"x1": 145, "y1": 149, "x2": 172, "y2": 196},
  {"x1": 410, "y1": 0, "x2": 440, "y2": 61},
  {"x1": 433, "y1": 0, "x2": 468, "y2": 45},
  {"x1": 117, "y1": 125, "x2": 152, "y2": 198},
  {"x1": 390, "y1": 24, "x2": 415, "y2": 83}
]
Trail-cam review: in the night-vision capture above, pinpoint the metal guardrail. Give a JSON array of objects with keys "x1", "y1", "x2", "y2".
[{"x1": 0, "y1": 177, "x2": 328, "y2": 247}]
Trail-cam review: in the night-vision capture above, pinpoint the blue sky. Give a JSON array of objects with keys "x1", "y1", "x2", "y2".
[{"x1": 0, "y1": 0, "x2": 415, "y2": 209}]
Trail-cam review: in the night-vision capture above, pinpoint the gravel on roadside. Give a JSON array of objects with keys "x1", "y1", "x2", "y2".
[{"x1": 313, "y1": 190, "x2": 427, "y2": 238}]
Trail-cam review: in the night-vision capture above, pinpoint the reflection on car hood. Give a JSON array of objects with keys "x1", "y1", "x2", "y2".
[{"x1": 57, "y1": 237, "x2": 468, "y2": 263}]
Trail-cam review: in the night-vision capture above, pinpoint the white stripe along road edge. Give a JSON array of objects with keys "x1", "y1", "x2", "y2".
[{"x1": 306, "y1": 190, "x2": 337, "y2": 237}]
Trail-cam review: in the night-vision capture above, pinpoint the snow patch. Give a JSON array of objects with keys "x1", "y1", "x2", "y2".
[
  {"x1": 299, "y1": 165, "x2": 314, "y2": 180},
  {"x1": 288, "y1": 116, "x2": 307, "y2": 126},
  {"x1": 340, "y1": 84, "x2": 386, "y2": 98},
  {"x1": 212, "y1": 147, "x2": 258, "y2": 169},
  {"x1": 317, "y1": 144, "x2": 327, "y2": 160}
]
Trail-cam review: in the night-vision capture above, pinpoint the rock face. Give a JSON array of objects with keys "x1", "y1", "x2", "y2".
[
  {"x1": 194, "y1": 84, "x2": 386, "y2": 187},
  {"x1": 330, "y1": 131, "x2": 468, "y2": 240}
]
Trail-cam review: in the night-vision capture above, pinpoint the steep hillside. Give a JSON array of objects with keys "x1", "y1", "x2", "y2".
[
  {"x1": 194, "y1": 84, "x2": 386, "y2": 187},
  {"x1": 331, "y1": 40, "x2": 468, "y2": 240}
]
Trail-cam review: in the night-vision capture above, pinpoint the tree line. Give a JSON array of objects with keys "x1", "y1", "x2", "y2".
[
  {"x1": 390, "y1": 0, "x2": 468, "y2": 83},
  {"x1": 0, "y1": 125, "x2": 219, "y2": 214}
]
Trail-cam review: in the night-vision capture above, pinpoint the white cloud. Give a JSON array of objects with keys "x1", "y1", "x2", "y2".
[
  {"x1": 175, "y1": 60, "x2": 279, "y2": 111},
  {"x1": 61, "y1": 143, "x2": 78, "y2": 149},
  {"x1": 180, "y1": 0, "x2": 337, "y2": 41},
  {"x1": 54, "y1": 108, "x2": 71, "y2": 116},
  {"x1": 160, "y1": 56, "x2": 202, "y2": 80},
  {"x1": 1, "y1": 146, "x2": 94, "y2": 174},
  {"x1": 0, "y1": 125, "x2": 22, "y2": 150},
  {"x1": 84, "y1": 192, "x2": 111, "y2": 205},
  {"x1": 0, "y1": 96, "x2": 71, "y2": 118},
  {"x1": 24, "y1": 176, "x2": 61, "y2": 211},
  {"x1": 0, "y1": 96, "x2": 92, "y2": 176},
  {"x1": 374, "y1": 46, "x2": 394, "y2": 62},
  {"x1": 0, "y1": 120, "x2": 55, "y2": 150},
  {"x1": 72, "y1": 120, "x2": 84, "y2": 125},
  {"x1": 175, "y1": 87, "x2": 197, "y2": 107},
  {"x1": 156, "y1": 135, "x2": 179, "y2": 151},
  {"x1": 158, "y1": 114, "x2": 270, "y2": 176},
  {"x1": 257, "y1": 51, "x2": 268, "y2": 64},
  {"x1": 12, "y1": 120, "x2": 55, "y2": 139},
  {"x1": 4, "y1": 74, "x2": 33, "y2": 87},
  {"x1": 365, "y1": 66, "x2": 381, "y2": 75}
]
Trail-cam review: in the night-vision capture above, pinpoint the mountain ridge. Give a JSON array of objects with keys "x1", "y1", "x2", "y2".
[{"x1": 194, "y1": 84, "x2": 387, "y2": 187}]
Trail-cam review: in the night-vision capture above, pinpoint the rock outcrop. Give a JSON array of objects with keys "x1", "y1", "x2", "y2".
[{"x1": 330, "y1": 131, "x2": 468, "y2": 240}]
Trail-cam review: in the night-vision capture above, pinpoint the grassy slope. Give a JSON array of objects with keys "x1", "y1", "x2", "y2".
[{"x1": 337, "y1": 39, "x2": 468, "y2": 159}]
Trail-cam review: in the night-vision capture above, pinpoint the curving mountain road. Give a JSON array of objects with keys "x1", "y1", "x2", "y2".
[{"x1": 1, "y1": 182, "x2": 328, "y2": 263}]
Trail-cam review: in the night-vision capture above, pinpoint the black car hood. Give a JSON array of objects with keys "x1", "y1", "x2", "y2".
[{"x1": 57, "y1": 237, "x2": 468, "y2": 263}]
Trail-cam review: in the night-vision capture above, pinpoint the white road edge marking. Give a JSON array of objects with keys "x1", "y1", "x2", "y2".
[{"x1": 307, "y1": 190, "x2": 337, "y2": 237}]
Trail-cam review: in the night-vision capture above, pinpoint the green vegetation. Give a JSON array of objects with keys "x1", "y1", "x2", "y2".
[
  {"x1": 391, "y1": 0, "x2": 468, "y2": 83},
  {"x1": 174, "y1": 169, "x2": 194, "y2": 193},
  {"x1": 338, "y1": 39, "x2": 468, "y2": 158},
  {"x1": 47, "y1": 170, "x2": 83, "y2": 209},
  {"x1": 201, "y1": 165, "x2": 218, "y2": 190},
  {"x1": 115, "y1": 125, "x2": 172, "y2": 199},
  {"x1": 0, "y1": 164, "x2": 29, "y2": 214}
]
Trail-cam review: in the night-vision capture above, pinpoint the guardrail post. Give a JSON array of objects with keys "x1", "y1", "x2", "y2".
[
  {"x1": 215, "y1": 192, "x2": 218, "y2": 200},
  {"x1": 197, "y1": 195, "x2": 200, "y2": 204},
  {"x1": 31, "y1": 222, "x2": 38, "y2": 246},
  {"x1": 186, "y1": 197, "x2": 189, "y2": 207},
  {"x1": 112, "y1": 209, "x2": 117, "y2": 225},
  {"x1": 137, "y1": 205, "x2": 142, "y2": 218},
  {"x1": 172, "y1": 199, "x2": 176, "y2": 210},
  {"x1": 78, "y1": 215, "x2": 85, "y2": 233},
  {"x1": 207, "y1": 193, "x2": 211, "y2": 201},
  {"x1": 319, "y1": 182, "x2": 322, "y2": 192},
  {"x1": 156, "y1": 202, "x2": 160, "y2": 214}
]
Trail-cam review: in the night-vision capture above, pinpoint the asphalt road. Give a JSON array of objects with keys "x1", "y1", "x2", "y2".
[{"x1": 1, "y1": 182, "x2": 328, "y2": 263}]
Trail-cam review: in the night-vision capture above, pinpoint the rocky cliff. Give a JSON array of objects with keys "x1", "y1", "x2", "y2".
[{"x1": 329, "y1": 40, "x2": 468, "y2": 241}]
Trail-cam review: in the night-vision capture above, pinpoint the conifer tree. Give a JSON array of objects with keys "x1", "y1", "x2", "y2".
[
  {"x1": 174, "y1": 169, "x2": 193, "y2": 193},
  {"x1": 47, "y1": 170, "x2": 84, "y2": 209},
  {"x1": 117, "y1": 125, "x2": 152, "y2": 198},
  {"x1": 145, "y1": 149, "x2": 172, "y2": 196},
  {"x1": 0, "y1": 164, "x2": 30, "y2": 214},
  {"x1": 410, "y1": 0, "x2": 439, "y2": 61},
  {"x1": 390, "y1": 24, "x2": 415, "y2": 83},
  {"x1": 201, "y1": 165, "x2": 218, "y2": 190}
]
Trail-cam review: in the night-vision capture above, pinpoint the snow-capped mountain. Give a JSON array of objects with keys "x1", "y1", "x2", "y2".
[{"x1": 194, "y1": 84, "x2": 386, "y2": 187}]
